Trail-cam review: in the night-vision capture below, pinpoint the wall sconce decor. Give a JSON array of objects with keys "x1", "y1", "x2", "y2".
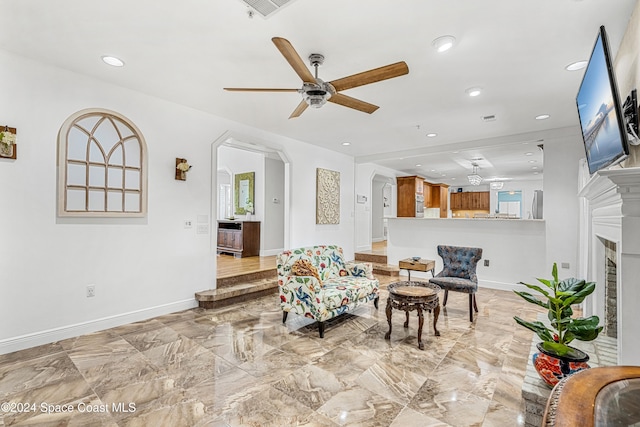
[
  {"x1": 175, "y1": 158, "x2": 192, "y2": 181},
  {"x1": 0, "y1": 125, "x2": 17, "y2": 159}
]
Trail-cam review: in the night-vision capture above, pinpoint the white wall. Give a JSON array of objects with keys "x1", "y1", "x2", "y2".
[
  {"x1": 543, "y1": 133, "x2": 586, "y2": 278},
  {"x1": 615, "y1": 0, "x2": 640, "y2": 168},
  {"x1": 371, "y1": 180, "x2": 385, "y2": 241},
  {"x1": 0, "y1": 50, "x2": 356, "y2": 353},
  {"x1": 263, "y1": 156, "x2": 285, "y2": 255},
  {"x1": 354, "y1": 162, "x2": 402, "y2": 251}
]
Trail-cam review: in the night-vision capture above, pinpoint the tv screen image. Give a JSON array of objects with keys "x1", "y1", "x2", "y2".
[{"x1": 576, "y1": 26, "x2": 629, "y2": 174}]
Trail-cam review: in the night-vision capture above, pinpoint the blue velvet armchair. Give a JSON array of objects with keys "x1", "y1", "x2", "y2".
[{"x1": 429, "y1": 245, "x2": 483, "y2": 322}]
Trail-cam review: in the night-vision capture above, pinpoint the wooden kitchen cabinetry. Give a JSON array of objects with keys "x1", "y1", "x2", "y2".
[
  {"x1": 217, "y1": 220, "x2": 260, "y2": 258},
  {"x1": 425, "y1": 183, "x2": 449, "y2": 218},
  {"x1": 423, "y1": 182, "x2": 432, "y2": 207},
  {"x1": 450, "y1": 191, "x2": 490, "y2": 211},
  {"x1": 397, "y1": 176, "x2": 424, "y2": 217}
]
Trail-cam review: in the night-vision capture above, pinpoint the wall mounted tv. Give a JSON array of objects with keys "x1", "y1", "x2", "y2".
[{"x1": 576, "y1": 25, "x2": 631, "y2": 175}]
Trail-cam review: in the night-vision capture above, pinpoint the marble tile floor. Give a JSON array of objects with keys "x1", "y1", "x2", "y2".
[{"x1": 0, "y1": 279, "x2": 545, "y2": 426}]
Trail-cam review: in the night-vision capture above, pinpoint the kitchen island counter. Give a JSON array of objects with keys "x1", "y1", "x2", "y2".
[{"x1": 387, "y1": 217, "x2": 546, "y2": 291}]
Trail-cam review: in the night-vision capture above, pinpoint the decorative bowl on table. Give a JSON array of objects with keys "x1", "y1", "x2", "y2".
[{"x1": 411, "y1": 256, "x2": 421, "y2": 261}]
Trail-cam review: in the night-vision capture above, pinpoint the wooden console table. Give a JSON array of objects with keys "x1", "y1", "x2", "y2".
[
  {"x1": 399, "y1": 258, "x2": 436, "y2": 280},
  {"x1": 217, "y1": 220, "x2": 260, "y2": 258}
]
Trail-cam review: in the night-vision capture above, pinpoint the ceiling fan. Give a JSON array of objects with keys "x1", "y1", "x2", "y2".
[{"x1": 224, "y1": 37, "x2": 409, "y2": 119}]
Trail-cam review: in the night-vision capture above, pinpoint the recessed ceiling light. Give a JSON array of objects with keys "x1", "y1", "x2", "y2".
[
  {"x1": 416, "y1": 164, "x2": 422, "y2": 167},
  {"x1": 341, "y1": 142, "x2": 351, "y2": 146},
  {"x1": 101, "y1": 55, "x2": 125, "y2": 67},
  {"x1": 452, "y1": 151, "x2": 460, "y2": 154},
  {"x1": 426, "y1": 133, "x2": 437, "y2": 138},
  {"x1": 451, "y1": 177, "x2": 456, "y2": 180},
  {"x1": 432, "y1": 35, "x2": 456, "y2": 53},
  {"x1": 532, "y1": 166, "x2": 538, "y2": 170},
  {"x1": 565, "y1": 60, "x2": 588, "y2": 71},
  {"x1": 535, "y1": 114, "x2": 550, "y2": 120},
  {"x1": 528, "y1": 160, "x2": 536, "y2": 163},
  {"x1": 431, "y1": 169, "x2": 436, "y2": 172},
  {"x1": 533, "y1": 171, "x2": 540, "y2": 175},
  {"x1": 525, "y1": 152, "x2": 533, "y2": 156},
  {"x1": 466, "y1": 87, "x2": 482, "y2": 97}
]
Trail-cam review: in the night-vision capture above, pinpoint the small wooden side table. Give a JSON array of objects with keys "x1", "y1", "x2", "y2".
[
  {"x1": 384, "y1": 281, "x2": 441, "y2": 350},
  {"x1": 398, "y1": 258, "x2": 436, "y2": 281}
]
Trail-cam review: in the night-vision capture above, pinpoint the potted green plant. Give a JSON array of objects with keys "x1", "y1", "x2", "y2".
[{"x1": 514, "y1": 263, "x2": 603, "y2": 387}]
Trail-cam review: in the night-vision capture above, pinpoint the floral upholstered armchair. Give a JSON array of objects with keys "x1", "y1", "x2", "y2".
[
  {"x1": 277, "y1": 245, "x2": 379, "y2": 337},
  {"x1": 429, "y1": 245, "x2": 483, "y2": 322}
]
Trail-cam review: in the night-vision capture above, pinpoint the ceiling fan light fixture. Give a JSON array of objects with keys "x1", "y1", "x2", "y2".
[
  {"x1": 432, "y1": 35, "x2": 456, "y2": 53},
  {"x1": 304, "y1": 90, "x2": 330, "y2": 108},
  {"x1": 490, "y1": 182, "x2": 504, "y2": 190}
]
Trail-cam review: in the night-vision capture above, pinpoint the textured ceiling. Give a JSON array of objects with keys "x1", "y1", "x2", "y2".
[{"x1": 1, "y1": 0, "x2": 636, "y2": 182}]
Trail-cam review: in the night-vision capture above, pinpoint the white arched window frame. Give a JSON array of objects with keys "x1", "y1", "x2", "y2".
[{"x1": 57, "y1": 108, "x2": 148, "y2": 217}]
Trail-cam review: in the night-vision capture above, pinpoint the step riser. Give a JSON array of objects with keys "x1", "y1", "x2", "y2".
[
  {"x1": 217, "y1": 268, "x2": 277, "y2": 288},
  {"x1": 374, "y1": 268, "x2": 399, "y2": 277},
  {"x1": 199, "y1": 288, "x2": 277, "y2": 309},
  {"x1": 354, "y1": 253, "x2": 388, "y2": 264}
]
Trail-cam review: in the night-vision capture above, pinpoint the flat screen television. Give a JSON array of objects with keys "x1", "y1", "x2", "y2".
[{"x1": 576, "y1": 26, "x2": 629, "y2": 174}]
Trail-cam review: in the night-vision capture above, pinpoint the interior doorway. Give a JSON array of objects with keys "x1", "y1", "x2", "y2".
[
  {"x1": 371, "y1": 174, "x2": 396, "y2": 246},
  {"x1": 211, "y1": 132, "x2": 290, "y2": 285}
]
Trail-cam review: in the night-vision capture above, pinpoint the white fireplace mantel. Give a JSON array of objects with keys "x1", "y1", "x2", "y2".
[
  {"x1": 579, "y1": 167, "x2": 640, "y2": 216},
  {"x1": 579, "y1": 167, "x2": 640, "y2": 365}
]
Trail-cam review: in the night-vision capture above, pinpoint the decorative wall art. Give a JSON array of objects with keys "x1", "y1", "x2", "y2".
[
  {"x1": 57, "y1": 108, "x2": 148, "y2": 217},
  {"x1": 175, "y1": 158, "x2": 192, "y2": 181},
  {"x1": 234, "y1": 171, "x2": 255, "y2": 215},
  {"x1": 316, "y1": 168, "x2": 340, "y2": 224},
  {"x1": 0, "y1": 125, "x2": 17, "y2": 159}
]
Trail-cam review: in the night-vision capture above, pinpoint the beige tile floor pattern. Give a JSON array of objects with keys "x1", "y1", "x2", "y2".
[{"x1": 0, "y1": 278, "x2": 544, "y2": 426}]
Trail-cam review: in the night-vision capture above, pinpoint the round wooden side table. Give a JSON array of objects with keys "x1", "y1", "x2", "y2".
[{"x1": 384, "y1": 281, "x2": 441, "y2": 350}]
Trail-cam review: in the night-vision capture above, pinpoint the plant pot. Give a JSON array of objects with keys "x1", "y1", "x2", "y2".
[
  {"x1": 532, "y1": 342, "x2": 590, "y2": 388},
  {"x1": 0, "y1": 142, "x2": 13, "y2": 158}
]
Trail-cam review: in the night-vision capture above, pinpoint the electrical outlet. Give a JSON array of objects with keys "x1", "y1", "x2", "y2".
[
  {"x1": 484, "y1": 260, "x2": 490, "y2": 267},
  {"x1": 561, "y1": 262, "x2": 570, "y2": 269},
  {"x1": 86, "y1": 285, "x2": 95, "y2": 298},
  {"x1": 184, "y1": 220, "x2": 193, "y2": 229}
]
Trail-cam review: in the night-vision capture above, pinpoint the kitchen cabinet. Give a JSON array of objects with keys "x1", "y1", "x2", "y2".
[
  {"x1": 397, "y1": 176, "x2": 424, "y2": 217},
  {"x1": 423, "y1": 182, "x2": 432, "y2": 207},
  {"x1": 450, "y1": 191, "x2": 490, "y2": 212},
  {"x1": 425, "y1": 183, "x2": 449, "y2": 218},
  {"x1": 217, "y1": 220, "x2": 260, "y2": 257}
]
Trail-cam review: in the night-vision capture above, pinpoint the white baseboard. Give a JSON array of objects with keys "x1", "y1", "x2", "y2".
[
  {"x1": 356, "y1": 245, "x2": 372, "y2": 252},
  {"x1": 260, "y1": 248, "x2": 283, "y2": 257},
  {"x1": 479, "y1": 279, "x2": 529, "y2": 293},
  {"x1": 0, "y1": 299, "x2": 198, "y2": 355},
  {"x1": 372, "y1": 237, "x2": 386, "y2": 243},
  {"x1": 396, "y1": 273, "x2": 528, "y2": 293}
]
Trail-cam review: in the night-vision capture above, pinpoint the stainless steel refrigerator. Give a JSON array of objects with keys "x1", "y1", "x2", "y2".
[{"x1": 532, "y1": 190, "x2": 543, "y2": 219}]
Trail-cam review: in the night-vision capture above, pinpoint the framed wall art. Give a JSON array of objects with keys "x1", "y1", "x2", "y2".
[{"x1": 316, "y1": 168, "x2": 340, "y2": 224}]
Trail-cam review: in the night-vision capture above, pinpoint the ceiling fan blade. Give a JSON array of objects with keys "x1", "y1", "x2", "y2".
[
  {"x1": 328, "y1": 93, "x2": 379, "y2": 114},
  {"x1": 329, "y1": 61, "x2": 409, "y2": 92},
  {"x1": 224, "y1": 88, "x2": 299, "y2": 92},
  {"x1": 272, "y1": 37, "x2": 316, "y2": 83},
  {"x1": 289, "y1": 100, "x2": 308, "y2": 119}
]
